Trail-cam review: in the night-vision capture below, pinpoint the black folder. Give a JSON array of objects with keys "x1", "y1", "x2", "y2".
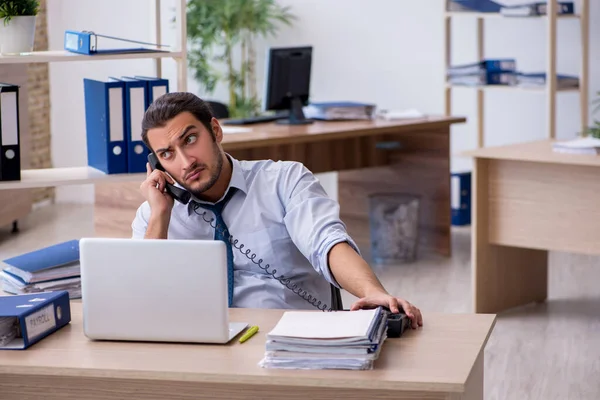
[{"x1": 0, "y1": 83, "x2": 21, "y2": 181}]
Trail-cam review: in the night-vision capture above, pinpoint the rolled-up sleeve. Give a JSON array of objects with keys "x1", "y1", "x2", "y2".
[{"x1": 280, "y1": 162, "x2": 361, "y2": 288}]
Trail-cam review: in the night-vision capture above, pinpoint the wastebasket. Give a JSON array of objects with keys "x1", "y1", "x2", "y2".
[{"x1": 368, "y1": 192, "x2": 420, "y2": 264}]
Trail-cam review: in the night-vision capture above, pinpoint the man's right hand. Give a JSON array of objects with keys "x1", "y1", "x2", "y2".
[{"x1": 140, "y1": 162, "x2": 175, "y2": 216}]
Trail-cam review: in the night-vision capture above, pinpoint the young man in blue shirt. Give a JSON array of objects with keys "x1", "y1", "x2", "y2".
[{"x1": 132, "y1": 92, "x2": 423, "y2": 329}]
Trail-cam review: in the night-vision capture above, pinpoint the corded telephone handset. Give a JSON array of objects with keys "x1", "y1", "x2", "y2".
[
  {"x1": 146, "y1": 153, "x2": 410, "y2": 336},
  {"x1": 148, "y1": 153, "x2": 191, "y2": 204}
]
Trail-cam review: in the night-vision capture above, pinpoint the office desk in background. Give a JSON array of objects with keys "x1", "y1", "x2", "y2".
[
  {"x1": 0, "y1": 302, "x2": 496, "y2": 400},
  {"x1": 464, "y1": 139, "x2": 600, "y2": 314},
  {"x1": 94, "y1": 116, "x2": 466, "y2": 256}
]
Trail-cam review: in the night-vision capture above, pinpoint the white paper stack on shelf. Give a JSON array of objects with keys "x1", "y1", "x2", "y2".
[
  {"x1": 517, "y1": 72, "x2": 579, "y2": 90},
  {"x1": 259, "y1": 307, "x2": 388, "y2": 370},
  {"x1": 500, "y1": 1, "x2": 575, "y2": 17},
  {"x1": 552, "y1": 137, "x2": 600, "y2": 155}
]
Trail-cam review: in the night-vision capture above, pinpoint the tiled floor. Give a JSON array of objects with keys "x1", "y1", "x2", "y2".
[{"x1": 0, "y1": 203, "x2": 598, "y2": 399}]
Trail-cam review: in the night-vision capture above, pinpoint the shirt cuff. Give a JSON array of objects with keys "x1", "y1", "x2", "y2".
[{"x1": 319, "y1": 234, "x2": 362, "y2": 289}]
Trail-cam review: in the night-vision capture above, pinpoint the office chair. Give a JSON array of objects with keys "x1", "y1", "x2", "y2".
[
  {"x1": 330, "y1": 285, "x2": 344, "y2": 311},
  {"x1": 207, "y1": 101, "x2": 229, "y2": 119}
]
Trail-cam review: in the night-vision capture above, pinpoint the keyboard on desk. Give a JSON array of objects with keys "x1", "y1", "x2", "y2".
[{"x1": 222, "y1": 114, "x2": 287, "y2": 125}]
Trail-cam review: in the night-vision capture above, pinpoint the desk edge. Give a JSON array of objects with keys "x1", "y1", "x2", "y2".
[
  {"x1": 222, "y1": 118, "x2": 467, "y2": 150},
  {"x1": 0, "y1": 364, "x2": 468, "y2": 393}
]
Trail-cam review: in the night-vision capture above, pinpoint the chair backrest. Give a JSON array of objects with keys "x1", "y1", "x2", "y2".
[
  {"x1": 207, "y1": 101, "x2": 230, "y2": 119},
  {"x1": 330, "y1": 285, "x2": 344, "y2": 311}
]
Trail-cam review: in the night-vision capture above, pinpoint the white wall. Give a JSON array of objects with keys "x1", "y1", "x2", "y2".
[{"x1": 48, "y1": 0, "x2": 600, "y2": 204}]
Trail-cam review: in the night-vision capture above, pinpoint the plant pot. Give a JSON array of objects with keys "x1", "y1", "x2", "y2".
[{"x1": 0, "y1": 16, "x2": 37, "y2": 54}]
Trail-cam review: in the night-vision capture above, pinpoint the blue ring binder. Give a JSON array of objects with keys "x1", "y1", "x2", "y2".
[{"x1": 64, "y1": 30, "x2": 171, "y2": 55}]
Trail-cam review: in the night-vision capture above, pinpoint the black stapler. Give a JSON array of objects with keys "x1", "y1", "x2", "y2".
[
  {"x1": 385, "y1": 310, "x2": 412, "y2": 338},
  {"x1": 339, "y1": 306, "x2": 412, "y2": 338}
]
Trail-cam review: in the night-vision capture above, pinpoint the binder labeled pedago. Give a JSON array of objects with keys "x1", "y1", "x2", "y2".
[{"x1": 0, "y1": 83, "x2": 21, "y2": 181}]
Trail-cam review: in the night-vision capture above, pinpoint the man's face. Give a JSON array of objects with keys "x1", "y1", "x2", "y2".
[{"x1": 146, "y1": 111, "x2": 224, "y2": 198}]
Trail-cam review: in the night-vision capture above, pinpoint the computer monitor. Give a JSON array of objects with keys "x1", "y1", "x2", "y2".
[{"x1": 264, "y1": 46, "x2": 313, "y2": 125}]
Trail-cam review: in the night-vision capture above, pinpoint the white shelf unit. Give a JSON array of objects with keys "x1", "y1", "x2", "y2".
[
  {"x1": 444, "y1": 0, "x2": 590, "y2": 148},
  {"x1": 0, "y1": 0, "x2": 188, "y2": 191},
  {"x1": 0, "y1": 50, "x2": 185, "y2": 64},
  {"x1": 0, "y1": 167, "x2": 147, "y2": 190}
]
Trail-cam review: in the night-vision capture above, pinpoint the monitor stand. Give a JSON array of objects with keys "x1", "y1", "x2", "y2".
[{"x1": 276, "y1": 96, "x2": 313, "y2": 125}]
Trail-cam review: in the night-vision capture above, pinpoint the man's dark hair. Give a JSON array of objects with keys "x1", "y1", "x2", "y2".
[{"x1": 141, "y1": 92, "x2": 214, "y2": 151}]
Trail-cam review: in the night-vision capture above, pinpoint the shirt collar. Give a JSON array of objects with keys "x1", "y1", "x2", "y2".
[{"x1": 186, "y1": 153, "x2": 246, "y2": 215}]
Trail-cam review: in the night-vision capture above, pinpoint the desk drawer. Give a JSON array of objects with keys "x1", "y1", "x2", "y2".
[
  {"x1": 227, "y1": 134, "x2": 392, "y2": 173},
  {"x1": 487, "y1": 159, "x2": 600, "y2": 255}
]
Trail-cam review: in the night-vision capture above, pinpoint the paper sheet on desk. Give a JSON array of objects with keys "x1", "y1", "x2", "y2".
[
  {"x1": 378, "y1": 108, "x2": 424, "y2": 120},
  {"x1": 552, "y1": 137, "x2": 600, "y2": 155},
  {"x1": 267, "y1": 308, "x2": 378, "y2": 341},
  {"x1": 221, "y1": 127, "x2": 252, "y2": 134}
]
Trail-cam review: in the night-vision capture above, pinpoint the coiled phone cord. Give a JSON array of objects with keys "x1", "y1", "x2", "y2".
[{"x1": 192, "y1": 205, "x2": 332, "y2": 312}]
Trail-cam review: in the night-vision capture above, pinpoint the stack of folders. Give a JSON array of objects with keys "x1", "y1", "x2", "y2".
[
  {"x1": 517, "y1": 72, "x2": 579, "y2": 89},
  {"x1": 447, "y1": 59, "x2": 517, "y2": 86},
  {"x1": 259, "y1": 307, "x2": 388, "y2": 370},
  {"x1": 83, "y1": 75, "x2": 169, "y2": 175},
  {"x1": 500, "y1": 2, "x2": 574, "y2": 17},
  {"x1": 303, "y1": 101, "x2": 376, "y2": 121},
  {"x1": 0, "y1": 240, "x2": 81, "y2": 299},
  {"x1": 447, "y1": 0, "x2": 502, "y2": 13}
]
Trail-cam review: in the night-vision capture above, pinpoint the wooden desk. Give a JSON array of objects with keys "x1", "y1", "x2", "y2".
[
  {"x1": 0, "y1": 303, "x2": 495, "y2": 400},
  {"x1": 464, "y1": 139, "x2": 600, "y2": 313},
  {"x1": 94, "y1": 116, "x2": 466, "y2": 256}
]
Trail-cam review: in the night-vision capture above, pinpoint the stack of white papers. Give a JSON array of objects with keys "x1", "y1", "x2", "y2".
[
  {"x1": 1, "y1": 273, "x2": 81, "y2": 298},
  {"x1": 552, "y1": 137, "x2": 600, "y2": 155},
  {"x1": 259, "y1": 307, "x2": 388, "y2": 370},
  {"x1": 0, "y1": 317, "x2": 18, "y2": 347},
  {"x1": 303, "y1": 101, "x2": 376, "y2": 121}
]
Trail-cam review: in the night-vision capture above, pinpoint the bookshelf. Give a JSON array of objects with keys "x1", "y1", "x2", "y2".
[
  {"x1": 0, "y1": 168, "x2": 147, "y2": 190},
  {"x1": 0, "y1": 50, "x2": 185, "y2": 64},
  {"x1": 444, "y1": 0, "x2": 590, "y2": 148},
  {"x1": 0, "y1": 0, "x2": 188, "y2": 192}
]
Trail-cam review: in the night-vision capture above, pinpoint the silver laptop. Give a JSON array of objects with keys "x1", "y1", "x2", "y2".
[{"x1": 79, "y1": 238, "x2": 247, "y2": 344}]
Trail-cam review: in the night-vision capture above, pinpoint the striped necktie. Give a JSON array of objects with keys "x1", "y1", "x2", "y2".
[{"x1": 197, "y1": 187, "x2": 237, "y2": 307}]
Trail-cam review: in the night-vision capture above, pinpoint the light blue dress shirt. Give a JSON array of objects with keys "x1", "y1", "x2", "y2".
[{"x1": 131, "y1": 154, "x2": 360, "y2": 310}]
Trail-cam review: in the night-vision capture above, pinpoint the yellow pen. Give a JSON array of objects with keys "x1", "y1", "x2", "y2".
[{"x1": 239, "y1": 325, "x2": 259, "y2": 343}]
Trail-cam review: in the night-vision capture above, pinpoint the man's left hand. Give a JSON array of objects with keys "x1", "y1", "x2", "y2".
[{"x1": 350, "y1": 293, "x2": 423, "y2": 329}]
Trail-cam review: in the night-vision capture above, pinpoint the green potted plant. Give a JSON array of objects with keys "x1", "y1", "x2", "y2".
[
  {"x1": 584, "y1": 91, "x2": 600, "y2": 139},
  {"x1": 186, "y1": 0, "x2": 296, "y2": 118},
  {"x1": 0, "y1": 0, "x2": 40, "y2": 54}
]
